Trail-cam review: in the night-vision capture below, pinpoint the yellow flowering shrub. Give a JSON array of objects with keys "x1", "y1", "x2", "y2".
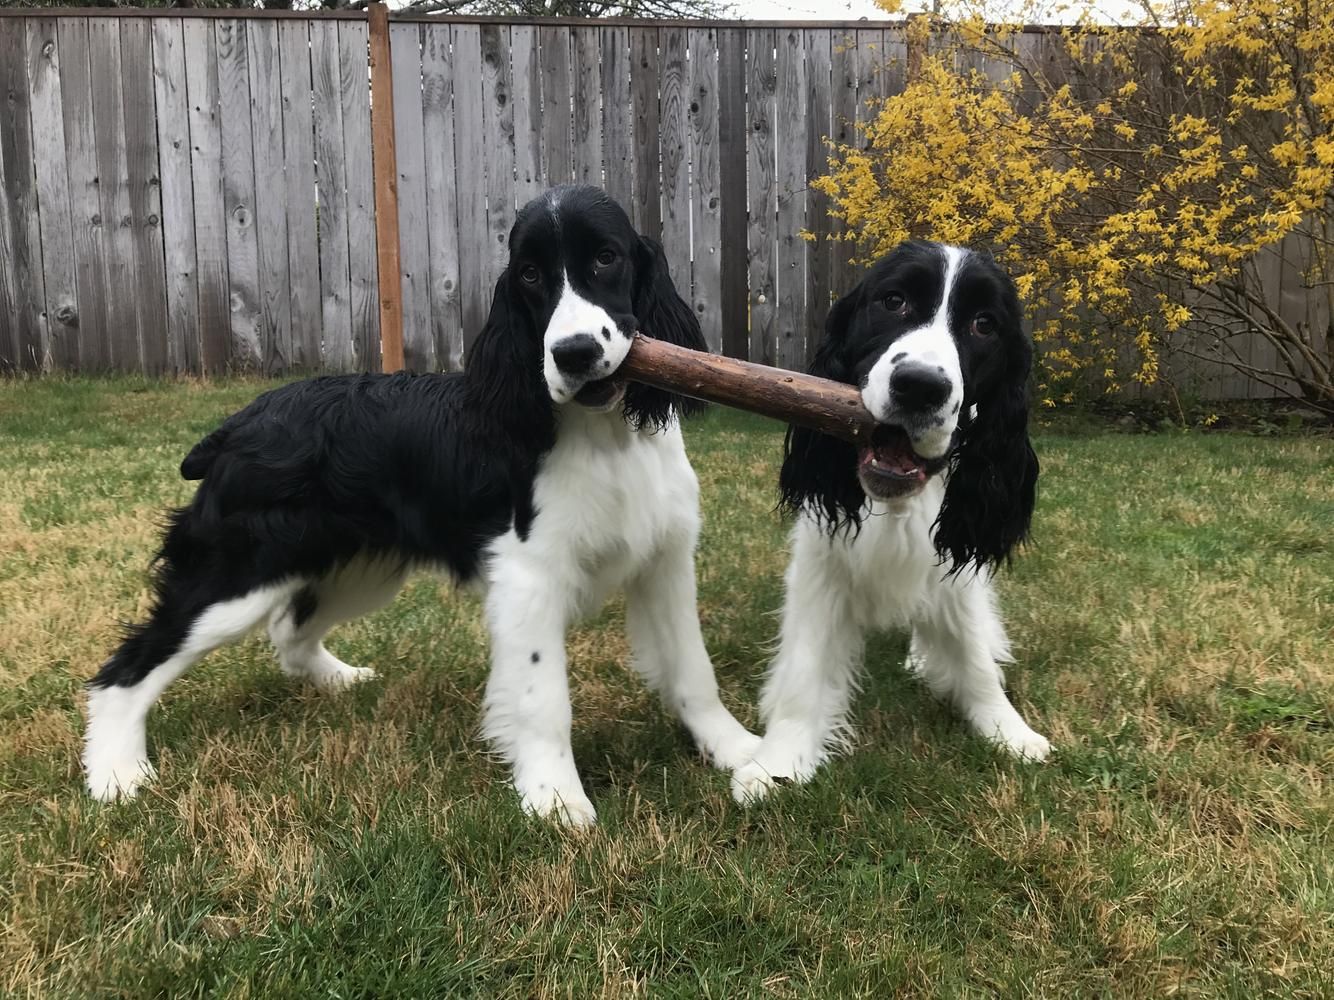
[{"x1": 816, "y1": 1, "x2": 1334, "y2": 413}]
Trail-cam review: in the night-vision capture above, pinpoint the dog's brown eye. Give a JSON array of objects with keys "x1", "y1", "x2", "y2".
[
  {"x1": 519, "y1": 264, "x2": 540, "y2": 285},
  {"x1": 971, "y1": 313, "x2": 996, "y2": 336},
  {"x1": 595, "y1": 249, "x2": 616, "y2": 268},
  {"x1": 883, "y1": 291, "x2": 908, "y2": 314}
]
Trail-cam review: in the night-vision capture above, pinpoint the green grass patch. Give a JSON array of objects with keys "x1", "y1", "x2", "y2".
[{"x1": 1, "y1": 378, "x2": 1331, "y2": 997}]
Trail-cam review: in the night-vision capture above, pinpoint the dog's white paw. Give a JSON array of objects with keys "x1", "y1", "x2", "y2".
[
  {"x1": 730, "y1": 759, "x2": 782, "y2": 804},
  {"x1": 85, "y1": 755, "x2": 156, "y2": 802},
  {"x1": 521, "y1": 785, "x2": 598, "y2": 828},
  {"x1": 701, "y1": 725, "x2": 762, "y2": 772},
  {"x1": 971, "y1": 710, "x2": 1051, "y2": 762},
  {"x1": 309, "y1": 663, "x2": 378, "y2": 692}
]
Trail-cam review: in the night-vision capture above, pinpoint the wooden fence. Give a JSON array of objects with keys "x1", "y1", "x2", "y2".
[{"x1": 0, "y1": 8, "x2": 1319, "y2": 398}]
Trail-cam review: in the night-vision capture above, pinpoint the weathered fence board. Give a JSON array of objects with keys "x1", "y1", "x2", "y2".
[
  {"x1": 0, "y1": 17, "x2": 47, "y2": 371},
  {"x1": 600, "y1": 25, "x2": 633, "y2": 211},
  {"x1": 340, "y1": 20, "x2": 379, "y2": 371},
  {"x1": 311, "y1": 19, "x2": 354, "y2": 371},
  {"x1": 246, "y1": 18, "x2": 292, "y2": 373},
  {"x1": 717, "y1": 27, "x2": 748, "y2": 360},
  {"x1": 89, "y1": 19, "x2": 141, "y2": 371},
  {"x1": 420, "y1": 23, "x2": 463, "y2": 370},
  {"x1": 151, "y1": 18, "x2": 198, "y2": 372},
  {"x1": 745, "y1": 26, "x2": 777, "y2": 368},
  {"x1": 629, "y1": 26, "x2": 661, "y2": 242},
  {"x1": 775, "y1": 27, "x2": 808, "y2": 371},
  {"x1": 451, "y1": 24, "x2": 489, "y2": 342},
  {"x1": 481, "y1": 23, "x2": 516, "y2": 307},
  {"x1": 392, "y1": 21, "x2": 434, "y2": 370},
  {"x1": 277, "y1": 18, "x2": 321, "y2": 370},
  {"x1": 121, "y1": 18, "x2": 170, "y2": 374},
  {"x1": 658, "y1": 26, "x2": 690, "y2": 302},
  {"x1": 689, "y1": 27, "x2": 721, "y2": 353},
  {"x1": 217, "y1": 18, "x2": 262, "y2": 369},
  {"x1": 183, "y1": 18, "x2": 231, "y2": 373},
  {"x1": 0, "y1": 9, "x2": 1312, "y2": 398}
]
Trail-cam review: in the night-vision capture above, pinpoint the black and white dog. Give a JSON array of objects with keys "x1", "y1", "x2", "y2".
[
  {"x1": 732, "y1": 241, "x2": 1051, "y2": 802},
  {"x1": 84, "y1": 185, "x2": 758, "y2": 826}
]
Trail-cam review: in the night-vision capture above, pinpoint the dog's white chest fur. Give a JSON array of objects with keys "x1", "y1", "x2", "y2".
[
  {"x1": 793, "y1": 481, "x2": 948, "y2": 632},
  {"x1": 485, "y1": 407, "x2": 700, "y2": 617}
]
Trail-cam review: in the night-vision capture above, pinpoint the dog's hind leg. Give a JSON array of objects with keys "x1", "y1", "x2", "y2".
[
  {"x1": 268, "y1": 558, "x2": 406, "y2": 690},
  {"x1": 85, "y1": 580, "x2": 298, "y2": 801},
  {"x1": 624, "y1": 540, "x2": 760, "y2": 772}
]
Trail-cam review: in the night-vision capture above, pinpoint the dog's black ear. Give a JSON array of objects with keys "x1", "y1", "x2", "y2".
[
  {"x1": 778, "y1": 286, "x2": 865, "y2": 532},
  {"x1": 934, "y1": 359, "x2": 1039, "y2": 574},
  {"x1": 465, "y1": 272, "x2": 555, "y2": 448},
  {"x1": 625, "y1": 235, "x2": 708, "y2": 429}
]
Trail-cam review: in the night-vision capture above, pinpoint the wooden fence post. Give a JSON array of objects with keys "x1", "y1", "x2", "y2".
[
  {"x1": 906, "y1": 13, "x2": 927, "y2": 85},
  {"x1": 368, "y1": 1, "x2": 404, "y2": 373}
]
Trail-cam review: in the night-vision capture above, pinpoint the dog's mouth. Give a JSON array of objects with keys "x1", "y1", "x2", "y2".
[
  {"x1": 857, "y1": 426, "x2": 945, "y2": 499},
  {"x1": 573, "y1": 377, "x2": 627, "y2": 409}
]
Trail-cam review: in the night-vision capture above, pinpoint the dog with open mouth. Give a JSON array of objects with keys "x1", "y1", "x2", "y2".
[
  {"x1": 82, "y1": 185, "x2": 758, "y2": 826},
  {"x1": 733, "y1": 240, "x2": 1051, "y2": 802}
]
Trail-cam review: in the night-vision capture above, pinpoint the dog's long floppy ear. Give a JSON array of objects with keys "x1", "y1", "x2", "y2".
[
  {"x1": 778, "y1": 287, "x2": 865, "y2": 532},
  {"x1": 934, "y1": 338, "x2": 1039, "y2": 573},
  {"x1": 465, "y1": 272, "x2": 555, "y2": 448},
  {"x1": 625, "y1": 235, "x2": 709, "y2": 429}
]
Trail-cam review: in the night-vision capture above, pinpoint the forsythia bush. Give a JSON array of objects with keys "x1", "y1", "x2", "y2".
[{"x1": 817, "y1": 1, "x2": 1334, "y2": 411}]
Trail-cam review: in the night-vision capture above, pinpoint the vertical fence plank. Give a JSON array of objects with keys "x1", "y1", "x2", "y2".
[
  {"x1": 829, "y1": 31, "x2": 858, "y2": 302},
  {"x1": 600, "y1": 24, "x2": 633, "y2": 211},
  {"x1": 688, "y1": 27, "x2": 721, "y2": 353},
  {"x1": 571, "y1": 26, "x2": 601, "y2": 188},
  {"x1": 310, "y1": 20, "x2": 353, "y2": 371},
  {"x1": 481, "y1": 24, "x2": 515, "y2": 306},
  {"x1": 151, "y1": 18, "x2": 197, "y2": 372},
  {"x1": 216, "y1": 19, "x2": 262, "y2": 369},
  {"x1": 658, "y1": 26, "x2": 690, "y2": 300},
  {"x1": 804, "y1": 29, "x2": 832, "y2": 364},
  {"x1": 717, "y1": 27, "x2": 747, "y2": 359},
  {"x1": 511, "y1": 24, "x2": 543, "y2": 207},
  {"x1": 775, "y1": 27, "x2": 808, "y2": 371},
  {"x1": 183, "y1": 18, "x2": 230, "y2": 373},
  {"x1": 629, "y1": 26, "x2": 660, "y2": 242},
  {"x1": 340, "y1": 19, "x2": 378, "y2": 371},
  {"x1": 119, "y1": 19, "x2": 169, "y2": 373},
  {"x1": 25, "y1": 18, "x2": 77, "y2": 369},
  {"x1": 277, "y1": 19, "x2": 320, "y2": 370},
  {"x1": 539, "y1": 25, "x2": 572, "y2": 187},
  {"x1": 88, "y1": 18, "x2": 141, "y2": 371},
  {"x1": 391, "y1": 22, "x2": 433, "y2": 370},
  {"x1": 1, "y1": 18, "x2": 48, "y2": 371},
  {"x1": 452, "y1": 23, "x2": 488, "y2": 344},
  {"x1": 746, "y1": 27, "x2": 777, "y2": 368},
  {"x1": 420, "y1": 23, "x2": 463, "y2": 370},
  {"x1": 0, "y1": 133, "x2": 14, "y2": 371},
  {"x1": 246, "y1": 19, "x2": 291, "y2": 373}
]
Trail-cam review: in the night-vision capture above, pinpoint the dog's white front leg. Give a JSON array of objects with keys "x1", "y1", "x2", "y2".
[
  {"x1": 732, "y1": 526, "x2": 864, "y2": 803},
  {"x1": 912, "y1": 571, "x2": 1050, "y2": 762},
  {"x1": 481, "y1": 558, "x2": 595, "y2": 828},
  {"x1": 624, "y1": 540, "x2": 759, "y2": 771}
]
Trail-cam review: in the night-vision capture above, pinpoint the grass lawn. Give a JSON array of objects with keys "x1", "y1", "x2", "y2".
[{"x1": 1, "y1": 377, "x2": 1331, "y2": 998}]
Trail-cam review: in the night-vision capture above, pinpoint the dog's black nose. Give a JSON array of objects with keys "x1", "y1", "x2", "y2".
[
  {"x1": 550, "y1": 334, "x2": 603, "y2": 376},
  {"x1": 890, "y1": 363, "x2": 952, "y2": 411}
]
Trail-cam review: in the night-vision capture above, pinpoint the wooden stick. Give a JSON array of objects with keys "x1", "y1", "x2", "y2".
[{"x1": 621, "y1": 334, "x2": 877, "y2": 445}]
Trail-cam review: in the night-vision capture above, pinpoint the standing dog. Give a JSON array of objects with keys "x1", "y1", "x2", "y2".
[
  {"x1": 733, "y1": 241, "x2": 1050, "y2": 802},
  {"x1": 84, "y1": 185, "x2": 758, "y2": 826}
]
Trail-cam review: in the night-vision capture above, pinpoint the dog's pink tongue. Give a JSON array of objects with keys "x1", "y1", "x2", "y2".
[{"x1": 859, "y1": 430, "x2": 926, "y2": 479}]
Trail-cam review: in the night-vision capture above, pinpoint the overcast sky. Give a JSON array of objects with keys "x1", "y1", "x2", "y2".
[{"x1": 731, "y1": 0, "x2": 889, "y2": 18}]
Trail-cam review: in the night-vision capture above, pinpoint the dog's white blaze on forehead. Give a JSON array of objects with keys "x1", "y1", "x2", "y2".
[{"x1": 860, "y1": 244, "x2": 968, "y2": 460}]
